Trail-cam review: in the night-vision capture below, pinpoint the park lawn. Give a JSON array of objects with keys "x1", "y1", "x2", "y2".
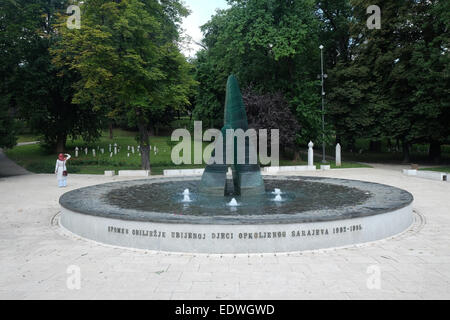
[
  {"x1": 16, "y1": 134, "x2": 40, "y2": 143},
  {"x1": 420, "y1": 167, "x2": 450, "y2": 173},
  {"x1": 333, "y1": 138, "x2": 450, "y2": 164},
  {"x1": 6, "y1": 129, "x2": 370, "y2": 174},
  {"x1": 277, "y1": 159, "x2": 371, "y2": 169},
  {"x1": 6, "y1": 129, "x2": 206, "y2": 175}
]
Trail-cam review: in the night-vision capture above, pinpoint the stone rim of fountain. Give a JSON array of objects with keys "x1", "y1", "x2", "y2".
[{"x1": 59, "y1": 176, "x2": 413, "y2": 225}]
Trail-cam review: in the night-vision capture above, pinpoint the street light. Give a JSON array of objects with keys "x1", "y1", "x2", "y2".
[{"x1": 319, "y1": 44, "x2": 327, "y2": 164}]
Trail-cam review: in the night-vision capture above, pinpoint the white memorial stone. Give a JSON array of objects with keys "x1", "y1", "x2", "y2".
[
  {"x1": 308, "y1": 141, "x2": 314, "y2": 166},
  {"x1": 118, "y1": 170, "x2": 150, "y2": 177},
  {"x1": 92, "y1": 149, "x2": 96, "y2": 157},
  {"x1": 75, "y1": 147, "x2": 79, "y2": 157},
  {"x1": 402, "y1": 169, "x2": 417, "y2": 176},
  {"x1": 336, "y1": 143, "x2": 341, "y2": 167},
  {"x1": 416, "y1": 171, "x2": 446, "y2": 181}
]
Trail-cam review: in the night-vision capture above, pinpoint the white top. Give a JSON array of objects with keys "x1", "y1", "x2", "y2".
[{"x1": 55, "y1": 154, "x2": 71, "y2": 180}]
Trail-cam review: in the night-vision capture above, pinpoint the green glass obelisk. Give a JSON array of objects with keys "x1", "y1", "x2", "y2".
[{"x1": 199, "y1": 75, "x2": 265, "y2": 196}]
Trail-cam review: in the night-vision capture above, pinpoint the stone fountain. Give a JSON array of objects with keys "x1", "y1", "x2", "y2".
[{"x1": 59, "y1": 75, "x2": 413, "y2": 253}]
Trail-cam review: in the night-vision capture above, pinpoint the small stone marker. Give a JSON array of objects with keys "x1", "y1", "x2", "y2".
[
  {"x1": 308, "y1": 141, "x2": 314, "y2": 166},
  {"x1": 110, "y1": 152, "x2": 113, "y2": 158},
  {"x1": 92, "y1": 149, "x2": 96, "y2": 157},
  {"x1": 75, "y1": 147, "x2": 79, "y2": 157},
  {"x1": 84, "y1": 147, "x2": 88, "y2": 155},
  {"x1": 101, "y1": 148, "x2": 104, "y2": 154},
  {"x1": 114, "y1": 143, "x2": 117, "y2": 155},
  {"x1": 336, "y1": 143, "x2": 341, "y2": 167},
  {"x1": 104, "y1": 170, "x2": 115, "y2": 177},
  {"x1": 109, "y1": 144, "x2": 111, "y2": 152},
  {"x1": 131, "y1": 146, "x2": 135, "y2": 154},
  {"x1": 127, "y1": 153, "x2": 130, "y2": 157}
]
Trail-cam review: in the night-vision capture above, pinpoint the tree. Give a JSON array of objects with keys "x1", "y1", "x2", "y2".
[
  {"x1": 242, "y1": 88, "x2": 300, "y2": 155},
  {"x1": 193, "y1": 0, "x2": 321, "y2": 145},
  {"x1": 0, "y1": 0, "x2": 20, "y2": 148},
  {"x1": 1, "y1": 0, "x2": 103, "y2": 152},
  {"x1": 325, "y1": 0, "x2": 449, "y2": 162},
  {"x1": 53, "y1": 0, "x2": 196, "y2": 170}
]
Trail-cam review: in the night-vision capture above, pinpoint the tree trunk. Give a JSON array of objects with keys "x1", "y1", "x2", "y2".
[
  {"x1": 402, "y1": 139, "x2": 410, "y2": 164},
  {"x1": 109, "y1": 122, "x2": 113, "y2": 139},
  {"x1": 348, "y1": 138, "x2": 355, "y2": 153},
  {"x1": 293, "y1": 150, "x2": 300, "y2": 162},
  {"x1": 55, "y1": 134, "x2": 66, "y2": 153},
  {"x1": 428, "y1": 140, "x2": 441, "y2": 163},
  {"x1": 387, "y1": 139, "x2": 392, "y2": 151},
  {"x1": 369, "y1": 140, "x2": 382, "y2": 152},
  {"x1": 136, "y1": 109, "x2": 150, "y2": 171}
]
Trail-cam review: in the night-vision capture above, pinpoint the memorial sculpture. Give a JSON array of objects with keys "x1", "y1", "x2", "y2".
[
  {"x1": 58, "y1": 76, "x2": 414, "y2": 254},
  {"x1": 199, "y1": 75, "x2": 264, "y2": 196}
]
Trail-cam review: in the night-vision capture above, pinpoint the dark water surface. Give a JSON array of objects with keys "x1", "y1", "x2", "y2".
[{"x1": 106, "y1": 179, "x2": 371, "y2": 216}]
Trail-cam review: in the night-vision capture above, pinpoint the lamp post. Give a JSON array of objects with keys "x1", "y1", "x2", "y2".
[{"x1": 319, "y1": 45, "x2": 327, "y2": 164}]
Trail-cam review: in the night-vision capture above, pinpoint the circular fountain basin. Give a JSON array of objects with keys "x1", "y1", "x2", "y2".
[{"x1": 59, "y1": 176, "x2": 413, "y2": 253}]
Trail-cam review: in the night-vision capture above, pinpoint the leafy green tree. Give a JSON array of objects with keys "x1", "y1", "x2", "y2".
[
  {"x1": 0, "y1": 0, "x2": 20, "y2": 148},
  {"x1": 193, "y1": 0, "x2": 322, "y2": 146},
  {"x1": 1, "y1": 0, "x2": 103, "y2": 152},
  {"x1": 326, "y1": 0, "x2": 449, "y2": 162},
  {"x1": 53, "y1": 0, "x2": 196, "y2": 170}
]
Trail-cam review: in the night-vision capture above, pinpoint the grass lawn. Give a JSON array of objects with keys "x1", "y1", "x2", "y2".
[
  {"x1": 333, "y1": 138, "x2": 450, "y2": 164},
  {"x1": 16, "y1": 134, "x2": 40, "y2": 143},
  {"x1": 420, "y1": 167, "x2": 450, "y2": 173},
  {"x1": 5, "y1": 129, "x2": 370, "y2": 175}
]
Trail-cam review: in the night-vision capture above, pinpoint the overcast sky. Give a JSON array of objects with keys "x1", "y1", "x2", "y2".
[{"x1": 180, "y1": 0, "x2": 229, "y2": 57}]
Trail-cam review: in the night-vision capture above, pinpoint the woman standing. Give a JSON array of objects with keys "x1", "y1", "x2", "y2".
[{"x1": 55, "y1": 153, "x2": 71, "y2": 187}]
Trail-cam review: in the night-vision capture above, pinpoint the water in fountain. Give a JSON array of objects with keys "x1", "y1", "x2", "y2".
[
  {"x1": 228, "y1": 198, "x2": 238, "y2": 206},
  {"x1": 182, "y1": 189, "x2": 191, "y2": 202},
  {"x1": 274, "y1": 194, "x2": 282, "y2": 202},
  {"x1": 272, "y1": 188, "x2": 282, "y2": 195}
]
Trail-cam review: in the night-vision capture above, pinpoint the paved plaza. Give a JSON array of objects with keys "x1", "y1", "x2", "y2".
[{"x1": 0, "y1": 165, "x2": 449, "y2": 299}]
